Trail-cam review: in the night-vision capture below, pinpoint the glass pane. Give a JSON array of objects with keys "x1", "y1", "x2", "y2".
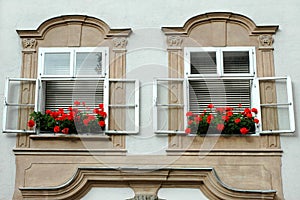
[
  {"x1": 125, "y1": 81, "x2": 136, "y2": 105},
  {"x1": 157, "y1": 80, "x2": 183, "y2": 105},
  {"x1": 190, "y1": 52, "x2": 217, "y2": 74},
  {"x1": 109, "y1": 81, "x2": 136, "y2": 106},
  {"x1": 108, "y1": 107, "x2": 136, "y2": 131},
  {"x1": 156, "y1": 107, "x2": 169, "y2": 131},
  {"x1": 75, "y1": 52, "x2": 102, "y2": 76},
  {"x1": 7, "y1": 80, "x2": 35, "y2": 104},
  {"x1": 5, "y1": 106, "x2": 34, "y2": 131},
  {"x1": 223, "y1": 51, "x2": 250, "y2": 74},
  {"x1": 44, "y1": 52, "x2": 70, "y2": 75},
  {"x1": 261, "y1": 106, "x2": 291, "y2": 131}
]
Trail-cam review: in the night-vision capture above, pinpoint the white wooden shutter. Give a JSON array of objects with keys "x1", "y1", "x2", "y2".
[
  {"x1": 3, "y1": 77, "x2": 38, "y2": 133},
  {"x1": 257, "y1": 76, "x2": 295, "y2": 134},
  {"x1": 153, "y1": 78, "x2": 185, "y2": 134},
  {"x1": 106, "y1": 79, "x2": 139, "y2": 134}
]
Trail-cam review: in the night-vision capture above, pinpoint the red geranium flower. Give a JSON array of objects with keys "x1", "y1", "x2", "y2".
[
  {"x1": 188, "y1": 120, "x2": 194, "y2": 125},
  {"x1": 62, "y1": 128, "x2": 69, "y2": 134},
  {"x1": 226, "y1": 111, "x2": 233, "y2": 117},
  {"x1": 222, "y1": 115, "x2": 229, "y2": 122},
  {"x1": 74, "y1": 101, "x2": 80, "y2": 106},
  {"x1": 254, "y1": 118, "x2": 259, "y2": 124},
  {"x1": 54, "y1": 126, "x2": 60, "y2": 133},
  {"x1": 82, "y1": 101, "x2": 86, "y2": 107},
  {"x1": 46, "y1": 110, "x2": 52, "y2": 115},
  {"x1": 185, "y1": 128, "x2": 191, "y2": 134},
  {"x1": 234, "y1": 118, "x2": 241, "y2": 124},
  {"x1": 246, "y1": 113, "x2": 253, "y2": 118},
  {"x1": 240, "y1": 127, "x2": 249, "y2": 135},
  {"x1": 93, "y1": 108, "x2": 99, "y2": 114},
  {"x1": 207, "y1": 104, "x2": 214, "y2": 109},
  {"x1": 186, "y1": 111, "x2": 193, "y2": 117},
  {"x1": 98, "y1": 120, "x2": 105, "y2": 127},
  {"x1": 83, "y1": 119, "x2": 90, "y2": 126},
  {"x1": 251, "y1": 108, "x2": 258, "y2": 114},
  {"x1": 27, "y1": 119, "x2": 35, "y2": 128},
  {"x1": 244, "y1": 108, "x2": 251, "y2": 114},
  {"x1": 99, "y1": 103, "x2": 104, "y2": 109},
  {"x1": 216, "y1": 124, "x2": 225, "y2": 131}
]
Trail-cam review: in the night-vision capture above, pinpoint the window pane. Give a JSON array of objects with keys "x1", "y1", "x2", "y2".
[
  {"x1": 44, "y1": 53, "x2": 70, "y2": 75},
  {"x1": 190, "y1": 52, "x2": 217, "y2": 74},
  {"x1": 223, "y1": 51, "x2": 250, "y2": 74},
  {"x1": 45, "y1": 80, "x2": 104, "y2": 111},
  {"x1": 75, "y1": 52, "x2": 102, "y2": 76},
  {"x1": 189, "y1": 79, "x2": 251, "y2": 113}
]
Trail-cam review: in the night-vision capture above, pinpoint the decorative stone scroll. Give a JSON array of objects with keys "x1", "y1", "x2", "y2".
[
  {"x1": 166, "y1": 35, "x2": 183, "y2": 50},
  {"x1": 22, "y1": 38, "x2": 37, "y2": 52},
  {"x1": 127, "y1": 194, "x2": 164, "y2": 200}
]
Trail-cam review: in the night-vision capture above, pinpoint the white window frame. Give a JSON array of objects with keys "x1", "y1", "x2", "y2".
[
  {"x1": 255, "y1": 76, "x2": 295, "y2": 134},
  {"x1": 184, "y1": 47, "x2": 256, "y2": 78},
  {"x1": 38, "y1": 47, "x2": 108, "y2": 78},
  {"x1": 106, "y1": 79, "x2": 140, "y2": 135},
  {"x1": 3, "y1": 77, "x2": 38, "y2": 133},
  {"x1": 153, "y1": 78, "x2": 185, "y2": 134},
  {"x1": 183, "y1": 46, "x2": 258, "y2": 135}
]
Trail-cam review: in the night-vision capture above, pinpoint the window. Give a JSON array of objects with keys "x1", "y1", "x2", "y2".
[
  {"x1": 154, "y1": 47, "x2": 295, "y2": 134},
  {"x1": 37, "y1": 47, "x2": 108, "y2": 113},
  {"x1": 3, "y1": 47, "x2": 140, "y2": 134},
  {"x1": 185, "y1": 47, "x2": 256, "y2": 113}
]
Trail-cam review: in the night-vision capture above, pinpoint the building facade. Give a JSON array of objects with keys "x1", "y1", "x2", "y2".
[{"x1": 1, "y1": 0, "x2": 299, "y2": 199}]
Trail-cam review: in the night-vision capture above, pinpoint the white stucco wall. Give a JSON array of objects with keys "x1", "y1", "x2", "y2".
[{"x1": 0, "y1": 0, "x2": 300, "y2": 199}]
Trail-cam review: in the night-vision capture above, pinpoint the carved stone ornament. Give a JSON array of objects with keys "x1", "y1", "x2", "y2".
[
  {"x1": 113, "y1": 37, "x2": 128, "y2": 49},
  {"x1": 167, "y1": 35, "x2": 183, "y2": 48},
  {"x1": 127, "y1": 194, "x2": 164, "y2": 200},
  {"x1": 259, "y1": 35, "x2": 273, "y2": 47},
  {"x1": 22, "y1": 38, "x2": 37, "y2": 49}
]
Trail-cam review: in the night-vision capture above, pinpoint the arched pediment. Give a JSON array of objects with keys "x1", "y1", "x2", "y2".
[
  {"x1": 162, "y1": 12, "x2": 278, "y2": 36},
  {"x1": 17, "y1": 15, "x2": 131, "y2": 39}
]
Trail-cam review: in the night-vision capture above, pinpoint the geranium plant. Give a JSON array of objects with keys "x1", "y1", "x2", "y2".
[
  {"x1": 27, "y1": 101, "x2": 107, "y2": 134},
  {"x1": 185, "y1": 104, "x2": 259, "y2": 135}
]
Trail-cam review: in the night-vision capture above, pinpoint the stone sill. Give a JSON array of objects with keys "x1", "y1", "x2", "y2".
[{"x1": 29, "y1": 134, "x2": 111, "y2": 141}]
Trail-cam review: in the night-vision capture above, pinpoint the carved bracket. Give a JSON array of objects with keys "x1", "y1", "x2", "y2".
[
  {"x1": 259, "y1": 35, "x2": 274, "y2": 49},
  {"x1": 113, "y1": 37, "x2": 128, "y2": 51},
  {"x1": 22, "y1": 38, "x2": 37, "y2": 52},
  {"x1": 167, "y1": 36, "x2": 183, "y2": 50}
]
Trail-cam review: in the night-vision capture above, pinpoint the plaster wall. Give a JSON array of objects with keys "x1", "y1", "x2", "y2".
[{"x1": 0, "y1": 0, "x2": 299, "y2": 199}]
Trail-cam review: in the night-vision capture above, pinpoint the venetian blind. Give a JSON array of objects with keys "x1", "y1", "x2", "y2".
[
  {"x1": 45, "y1": 80, "x2": 104, "y2": 111},
  {"x1": 188, "y1": 79, "x2": 251, "y2": 113}
]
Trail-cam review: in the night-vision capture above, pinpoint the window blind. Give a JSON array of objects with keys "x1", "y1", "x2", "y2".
[
  {"x1": 45, "y1": 80, "x2": 104, "y2": 111},
  {"x1": 188, "y1": 79, "x2": 251, "y2": 113}
]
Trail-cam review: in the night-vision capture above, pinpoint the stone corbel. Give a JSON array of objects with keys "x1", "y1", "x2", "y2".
[
  {"x1": 22, "y1": 38, "x2": 37, "y2": 52},
  {"x1": 112, "y1": 37, "x2": 128, "y2": 52},
  {"x1": 166, "y1": 35, "x2": 183, "y2": 50},
  {"x1": 258, "y1": 35, "x2": 274, "y2": 50}
]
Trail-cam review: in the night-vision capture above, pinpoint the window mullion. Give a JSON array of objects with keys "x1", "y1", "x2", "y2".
[{"x1": 218, "y1": 49, "x2": 223, "y2": 76}]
